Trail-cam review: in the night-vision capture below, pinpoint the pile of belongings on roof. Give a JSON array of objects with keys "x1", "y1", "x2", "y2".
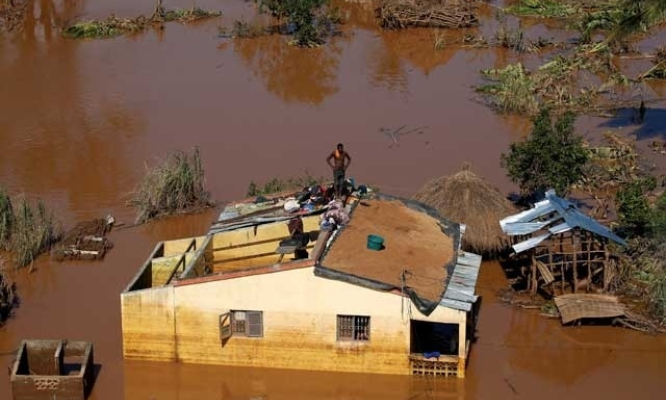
[
  {"x1": 52, "y1": 216, "x2": 115, "y2": 261},
  {"x1": 211, "y1": 179, "x2": 371, "y2": 234}
]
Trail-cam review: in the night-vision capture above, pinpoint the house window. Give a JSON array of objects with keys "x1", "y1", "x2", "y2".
[
  {"x1": 230, "y1": 310, "x2": 263, "y2": 337},
  {"x1": 337, "y1": 315, "x2": 370, "y2": 341}
]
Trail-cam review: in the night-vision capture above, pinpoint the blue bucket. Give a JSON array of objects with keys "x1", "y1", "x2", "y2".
[{"x1": 367, "y1": 234, "x2": 385, "y2": 251}]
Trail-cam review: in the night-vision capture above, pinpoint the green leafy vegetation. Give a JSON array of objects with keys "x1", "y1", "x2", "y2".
[
  {"x1": 129, "y1": 148, "x2": 213, "y2": 224},
  {"x1": 257, "y1": 0, "x2": 338, "y2": 47},
  {"x1": 501, "y1": 108, "x2": 589, "y2": 198},
  {"x1": 246, "y1": 172, "x2": 324, "y2": 197},
  {"x1": 477, "y1": 44, "x2": 629, "y2": 116},
  {"x1": 505, "y1": 0, "x2": 580, "y2": 19},
  {"x1": 616, "y1": 177, "x2": 657, "y2": 234},
  {"x1": 478, "y1": 63, "x2": 539, "y2": 115},
  {"x1": 63, "y1": 0, "x2": 221, "y2": 39},
  {"x1": 618, "y1": 237, "x2": 666, "y2": 325}
]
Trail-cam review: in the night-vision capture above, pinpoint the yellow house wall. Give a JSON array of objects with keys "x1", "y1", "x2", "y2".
[
  {"x1": 172, "y1": 266, "x2": 466, "y2": 375},
  {"x1": 121, "y1": 286, "x2": 176, "y2": 361}
]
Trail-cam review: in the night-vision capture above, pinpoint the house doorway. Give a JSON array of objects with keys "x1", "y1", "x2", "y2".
[{"x1": 410, "y1": 320, "x2": 459, "y2": 356}]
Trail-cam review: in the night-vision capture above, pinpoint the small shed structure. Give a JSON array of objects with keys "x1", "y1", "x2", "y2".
[{"x1": 499, "y1": 190, "x2": 627, "y2": 295}]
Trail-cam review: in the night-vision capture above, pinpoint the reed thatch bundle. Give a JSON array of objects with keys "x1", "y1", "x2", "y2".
[
  {"x1": 413, "y1": 164, "x2": 517, "y2": 255},
  {"x1": 376, "y1": 0, "x2": 479, "y2": 29}
]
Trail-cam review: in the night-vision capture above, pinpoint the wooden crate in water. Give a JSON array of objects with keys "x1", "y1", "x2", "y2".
[{"x1": 11, "y1": 340, "x2": 95, "y2": 400}]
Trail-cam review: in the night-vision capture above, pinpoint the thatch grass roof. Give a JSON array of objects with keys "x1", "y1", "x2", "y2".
[{"x1": 413, "y1": 164, "x2": 517, "y2": 255}]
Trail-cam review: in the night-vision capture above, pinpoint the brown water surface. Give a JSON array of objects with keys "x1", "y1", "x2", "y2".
[{"x1": 2, "y1": 0, "x2": 666, "y2": 399}]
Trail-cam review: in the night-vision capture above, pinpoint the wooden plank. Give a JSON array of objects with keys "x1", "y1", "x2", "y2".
[
  {"x1": 536, "y1": 261, "x2": 554, "y2": 285},
  {"x1": 554, "y1": 294, "x2": 626, "y2": 324},
  {"x1": 211, "y1": 216, "x2": 320, "y2": 250}
]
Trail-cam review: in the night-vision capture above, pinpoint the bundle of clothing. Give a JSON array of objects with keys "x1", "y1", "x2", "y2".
[{"x1": 320, "y1": 200, "x2": 350, "y2": 231}]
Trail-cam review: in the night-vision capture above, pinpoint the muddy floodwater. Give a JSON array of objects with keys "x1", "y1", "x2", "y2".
[{"x1": 2, "y1": 0, "x2": 666, "y2": 399}]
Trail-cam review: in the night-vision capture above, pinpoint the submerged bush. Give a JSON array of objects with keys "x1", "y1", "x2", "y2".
[
  {"x1": 0, "y1": 187, "x2": 14, "y2": 251},
  {"x1": 0, "y1": 187, "x2": 61, "y2": 268},
  {"x1": 63, "y1": 0, "x2": 221, "y2": 39},
  {"x1": 505, "y1": 0, "x2": 580, "y2": 18},
  {"x1": 478, "y1": 63, "x2": 539, "y2": 115},
  {"x1": 130, "y1": 147, "x2": 213, "y2": 224},
  {"x1": 0, "y1": 257, "x2": 17, "y2": 324},
  {"x1": 11, "y1": 198, "x2": 63, "y2": 268},
  {"x1": 258, "y1": 0, "x2": 336, "y2": 47},
  {"x1": 619, "y1": 238, "x2": 666, "y2": 325}
]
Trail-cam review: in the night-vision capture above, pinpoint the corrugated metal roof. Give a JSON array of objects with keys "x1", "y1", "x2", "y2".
[
  {"x1": 499, "y1": 202, "x2": 556, "y2": 228},
  {"x1": 512, "y1": 233, "x2": 550, "y2": 254},
  {"x1": 440, "y1": 251, "x2": 482, "y2": 312},
  {"x1": 548, "y1": 222, "x2": 572, "y2": 235},
  {"x1": 499, "y1": 190, "x2": 627, "y2": 253}
]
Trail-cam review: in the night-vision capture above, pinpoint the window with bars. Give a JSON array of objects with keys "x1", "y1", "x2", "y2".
[
  {"x1": 223, "y1": 310, "x2": 263, "y2": 338},
  {"x1": 337, "y1": 315, "x2": 370, "y2": 341}
]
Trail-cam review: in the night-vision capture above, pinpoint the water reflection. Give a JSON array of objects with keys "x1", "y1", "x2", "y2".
[
  {"x1": 123, "y1": 359, "x2": 467, "y2": 400},
  {"x1": 233, "y1": 34, "x2": 343, "y2": 105},
  {"x1": 0, "y1": 0, "x2": 144, "y2": 221},
  {"x1": 504, "y1": 310, "x2": 617, "y2": 385}
]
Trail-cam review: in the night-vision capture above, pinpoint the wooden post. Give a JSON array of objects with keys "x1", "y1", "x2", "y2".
[
  {"x1": 572, "y1": 232, "x2": 578, "y2": 293},
  {"x1": 603, "y1": 240, "x2": 610, "y2": 292},
  {"x1": 531, "y1": 254, "x2": 538, "y2": 296},
  {"x1": 587, "y1": 232, "x2": 593, "y2": 291},
  {"x1": 587, "y1": 232, "x2": 592, "y2": 292},
  {"x1": 457, "y1": 318, "x2": 466, "y2": 378},
  {"x1": 558, "y1": 236, "x2": 565, "y2": 293}
]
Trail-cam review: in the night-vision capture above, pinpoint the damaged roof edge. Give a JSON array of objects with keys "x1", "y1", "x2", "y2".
[
  {"x1": 500, "y1": 190, "x2": 628, "y2": 250},
  {"x1": 440, "y1": 251, "x2": 482, "y2": 312},
  {"x1": 316, "y1": 194, "x2": 479, "y2": 315}
]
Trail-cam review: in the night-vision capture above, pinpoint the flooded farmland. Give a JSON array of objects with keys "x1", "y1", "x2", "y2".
[{"x1": 2, "y1": 0, "x2": 666, "y2": 399}]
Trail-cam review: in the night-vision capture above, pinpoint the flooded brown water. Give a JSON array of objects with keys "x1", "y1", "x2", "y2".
[{"x1": 2, "y1": 1, "x2": 666, "y2": 399}]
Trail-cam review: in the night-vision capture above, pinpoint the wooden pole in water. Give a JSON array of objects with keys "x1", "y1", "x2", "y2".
[
  {"x1": 457, "y1": 318, "x2": 466, "y2": 378},
  {"x1": 587, "y1": 232, "x2": 593, "y2": 292},
  {"x1": 572, "y1": 232, "x2": 578, "y2": 293}
]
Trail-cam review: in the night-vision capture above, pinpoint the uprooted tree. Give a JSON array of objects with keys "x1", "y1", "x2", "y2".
[{"x1": 501, "y1": 107, "x2": 589, "y2": 199}]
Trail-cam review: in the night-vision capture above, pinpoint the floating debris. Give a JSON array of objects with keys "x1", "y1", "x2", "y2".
[
  {"x1": 63, "y1": 0, "x2": 221, "y2": 39},
  {"x1": 477, "y1": 44, "x2": 631, "y2": 116},
  {"x1": 52, "y1": 217, "x2": 115, "y2": 262},
  {"x1": 376, "y1": 0, "x2": 478, "y2": 30},
  {"x1": 638, "y1": 47, "x2": 666, "y2": 80}
]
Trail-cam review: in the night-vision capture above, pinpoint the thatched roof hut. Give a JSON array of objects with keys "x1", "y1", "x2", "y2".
[{"x1": 413, "y1": 164, "x2": 517, "y2": 255}]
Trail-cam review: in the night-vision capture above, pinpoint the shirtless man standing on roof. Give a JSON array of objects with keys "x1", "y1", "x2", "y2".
[{"x1": 326, "y1": 143, "x2": 352, "y2": 198}]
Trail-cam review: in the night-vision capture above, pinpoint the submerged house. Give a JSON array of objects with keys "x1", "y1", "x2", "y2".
[
  {"x1": 121, "y1": 194, "x2": 481, "y2": 377},
  {"x1": 499, "y1": 190, "x2": 627, "y2": 295}
]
